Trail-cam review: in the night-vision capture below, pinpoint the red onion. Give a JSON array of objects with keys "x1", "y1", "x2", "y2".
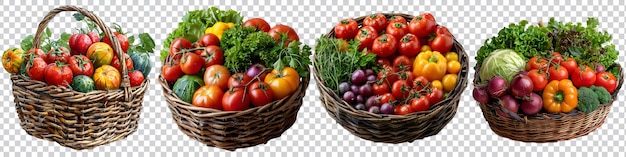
[
  {"x1": 510, "y1": 73, "x2": 534, "y2": 98},
  {"x1": 246, "y1": 63, "x2": 266, "y2": 78},
  {"x1": 488, "y1": 76, "x2": 508, "y2": 97},
  {"x1": 520, "y1": 93, "x2": 542, "y2": 115},
  {"x1": 594, "y1": 62, "x2": 605, "y2": 73},
  {"x1": 473, "y1": 87, "x2": 489, "y2": 103},
  {"x1": 496, "y1": 95, "x2": 519, "y2": 118}
]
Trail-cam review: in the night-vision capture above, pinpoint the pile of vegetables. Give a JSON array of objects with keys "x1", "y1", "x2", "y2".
[
  {"x1": 161, "y1": 8, "x2": 311, "y2": 111},
  {"x1": 316, "y1": 13, "x2": 462, "y2": 115},
  {"x1": 473, "y1": 18, "x2": 620, "y2": 117},
  {"x1": 2, "y1": 13, "x2": 155, "y2": 92}
]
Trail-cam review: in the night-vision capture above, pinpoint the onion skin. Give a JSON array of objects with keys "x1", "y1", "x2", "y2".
[
  {"x1": 510, "y1": 73, "x2": 534, "y2": 98},
  {"x1": 520, "y1": 93, "x2": 542, "y2": 115},
  {"x1": 246, "y1": 63, "x2": 266, "y2": 78},
  {"x1": 496, "y1": 95, "x2": 519, "y2": 118},
  {"x1": 473, "y1": 87, "x2": 489, "y2": 103},
  {"x1": 594, "y1": 62, "x2": 605, "y2": 73},
  {"x1": 488, "y1": 76, "x2": 508, "y2": 97}
]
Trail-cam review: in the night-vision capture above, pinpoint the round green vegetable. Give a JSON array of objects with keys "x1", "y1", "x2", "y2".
[
  {"x1": 172, "y1": 75, "x2": 204, "y2": 103},
  {"x1": 130, "y1": 52, "x2": 152, "y2": 77},
  {"x1": 71, "y1": 75, "x2": 96, "y2": 93},
  {"x1": 577, "y1": 87, "x2": 599, "y2": 114},
  {"x1": 479, "y1": 49, "x2": 526, "y2": 82}
]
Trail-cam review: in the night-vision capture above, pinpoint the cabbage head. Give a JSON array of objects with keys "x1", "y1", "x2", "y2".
[{"x1": 479, "y1": 49, "x2": 526, "y2": 82}]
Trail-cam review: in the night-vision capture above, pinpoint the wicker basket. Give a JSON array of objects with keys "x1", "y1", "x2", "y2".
[
  {"x1": 476, "y1": 64, "x2": 624, "y2": 142},
  {"x1": 9, "y1": 6, "x2": 149, "y2": 150},
  {"x1": 159, "y1": 60, "x2": 309, "y2": 150},
  {"x1": 313, "y1": 13, "x2": 469, "y2": 143}
]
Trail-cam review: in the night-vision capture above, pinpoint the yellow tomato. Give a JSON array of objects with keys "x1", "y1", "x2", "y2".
[
  {"x1": 442, "y1": 74, "x2": 458, "y2": 92},
  {"x1": 445, "y1": 52, "x2": 458, "y2": 62},
  {"x1": 431, "y1": 80, "x2": 443, "y2": 90},
  {"x1": 447, "y1": 60, "x2": 461, "y2": 74},
  {"x1": 87, "y1": 42, "x2": 114, "y2": 68},
  {"x1": 93, "y1": 65, "x2": 121, "y2": 90},
  {"x1": 2, "y1": 48, "x2": 25, "y2": 74},
  {"x1": 421, "y1": 45, "x2": 431, "y2": 52},
  {"x1": 264, "y1": 67, "x2": 300, "y2": 99}
]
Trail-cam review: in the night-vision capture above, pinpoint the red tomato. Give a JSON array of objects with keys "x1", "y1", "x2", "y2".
[
  {"x1": 27, "y1": 48, "x2": 47, "y2": 62},
  {"x1": 371, "y1": 34, "x2": 398, "y2": 58},
  {"x1": 25, "y1": 57, "x2": 47, "y2": 81},
  {"x1": 560, "y1": 57, "x2": 578, "y2": 74},
  {"x1": 376, "y1": 57, "x2": 391, "y2": 67},
  {"x1": 69, "y1": 33, "x2": 93, "y2": 56},
  {"x1": 161, "y1": 60, "x2": 184, "y2": 83},
  {"x1": 103, "y1": 32, "x2": 129, "y2": 53},
  {"x1": 377, "y1": 65, "x2": 399, "y2": 84},
  {"x1": 169, "y1": 38, "x2": 193, "y2": 60},
  {"x1": 412, "y1": 76, "x2": 429, "y2": 91},
  {"x1": 179, "y1": 53, "x2": 205, "y2": 75},
  {"x1": 242, "y1": 18, "x2": 271, "y2": 32},
  {"x1": 355, "y1": 26, "x2": 378, "y2": 51},
  {"x1": 572, "y1": 65, "x2": 596, "y2": 88},
  {"x1": 595, "y1": 72, "x2": 617, "y2": 93},
  {"x1": 204, "y1": 65, "x2": 231, "y2": 90},
  {"x1": 362, "y1": 13, "x2": 388, "y2": 33},
  {"x1": 268, "y1": 24, "x2": 299, "y2": 46},
  {"x1": 548, "y1": 65, "x2": 569, "y2": 81},
  {"x1": 87, "y1": 32, "x2": 100, "y2": 43},
  {"x1": 385, "y1": 22, "x2": 409, "y2": 40},
  {"x1": 399, "y1": 71, "x2": 414, "y2": 83},
  {"x1": 44, "y1": 62, "x2": 73, "y2": 87},
  {"x1": 196, "y1": 45, "x2": 224, "y2": 67},
  {"x1": 430, "y1": 34, "x2": 453, "y2": 53},
  {"x1": 372, "y1": 81, "x2": 390, "y2": 96},
  {"x1": 128, "y1": 70, "x2": 145, "y2": 87},
  {"x1": 550, "y1": 52, "x2": 563, "y2": 64},
  {"x1": 395, "y1": 104, "x2": 413, "y2": 115},
  {"x1": 526, "y1": 56, "x2": 548, "y2": 71},
  {"x1": 380, "y1": 93, "x2": 396, "y2": 104},
  {"x1": 398, "y1": 34, "x2": 421, "y2": 57},
  {"x1": 222, "y1": 88, "x2": 251, "y2": 111},
  {"x1": 410, "y1": 96, "x2": 430, "y2": 112},
  {"x1": 392, "y1": 80, "x2": 411, "y2": 100},
  {"x1": 427, "y1": 88, "x2": 444, "y2": 105},
  {"x1": 46, "y1": 46, "x2": 70, "y2": 63},
  {"x1": 248, "y1": 81, "x2": 274, "y2": 106},
  {"x1": 393, "y1": 55, "x2": 412, "y2": 71},
  {"x1": 408, "y1": 13, "x2": 436, "y2": 37},
  {"x1": 67, "y1": 55, "x2": 94, "y2": 77},
  {"x1": 110, "y1": 53, "x2": 133, "y2": 73},
  {"x1": 228, "y1": 73, "x2": 252, "y2": 90},
  {"x1": 334, "y1": 18, "x2": 359, "y2": 40},
  {"x1": 192, "y1": 85, "x2": 224, "y2": 110},
  {"x1": 527, "y1": 69, "x2": 548, "y2": 92},
  {"x1": 197, "y1": 33, "x2": 220, "y2": 47},
  {"x1": 388, "y1": 15, "x2": 407, "y2": 24},
  {"x1": 434, "y1": 26, "x2": 452, "y2": 36}
]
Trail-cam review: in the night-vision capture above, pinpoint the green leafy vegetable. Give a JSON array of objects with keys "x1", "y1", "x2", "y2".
[
  {"x1": 479, "y1": 49, "x2": 526, "y2": 82},
  {"x1": 314, "y1": 37, "x2": 376, "y2": 94},
  {"x1": 161, "y1": 7, "x2": 243, "y2": 61},
  {"x1": 20, "y1": 28, "x2": 69, "y2": 53},
  {"x1": 127, "y1": 33, "x2": 156, "y2": 54}
]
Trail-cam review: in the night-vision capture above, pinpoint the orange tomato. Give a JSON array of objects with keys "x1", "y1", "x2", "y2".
[
  {"x1": 264, "y1": 67, "x2": 300, "y2": 99},
  {"x1": 93, "y1": 65, "x2": 121, "y2": 90},
  {"x1": 87, "y1": 42, "x2": 114, "y2": 68},
  {"x1": 203, "y1": 65, "x2": 230, "y2": 90},
  {"x1": 192, "y1": 85, "x2": 224, "y2": 110}
]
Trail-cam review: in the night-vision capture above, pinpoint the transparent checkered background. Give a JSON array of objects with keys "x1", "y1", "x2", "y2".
[{"x1": 0, "y1": 0, "x2": 625, "y2": 156}]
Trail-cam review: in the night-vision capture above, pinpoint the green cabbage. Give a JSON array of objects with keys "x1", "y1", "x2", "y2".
[{"x1": 479, "y1": 49, "x2": 526, "y2": 82}]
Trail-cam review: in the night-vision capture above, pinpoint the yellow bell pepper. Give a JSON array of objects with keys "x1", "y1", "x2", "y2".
[
  {"x1": 205, "y1": 22, "x2": 235, "y2": 40},
  {"x1": 413, "y1": 51, "x2": 447, "y2": 81},
  {"x1": 543, "y1": 79, "x2": 578, "y2": 113}
]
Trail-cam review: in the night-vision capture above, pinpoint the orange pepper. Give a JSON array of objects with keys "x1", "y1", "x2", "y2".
[
  {"x1": 542, "y1": 79, "x2": 578, "y2": 113},
  {"x1": 413, "y1": 51, "x2": 447, "y2": 81}
]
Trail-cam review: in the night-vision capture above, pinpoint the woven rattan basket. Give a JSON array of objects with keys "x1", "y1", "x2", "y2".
[
  {"x1": 476, "y1": 64, "x2": 624, "y2": 142},
  {"x1": 10, "y1": 5, "x2": 149, "y2": 150},
  {"x1": 159, "y1": 61, "x2": 309, "y2": 150},
  {"x1": 313, "y1": 13, "x2": 469, "y2": 143}
]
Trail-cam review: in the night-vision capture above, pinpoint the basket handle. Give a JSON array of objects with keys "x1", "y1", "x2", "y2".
[{"x1": 33, "y1": 5, "x2": 131, "y2": 101}]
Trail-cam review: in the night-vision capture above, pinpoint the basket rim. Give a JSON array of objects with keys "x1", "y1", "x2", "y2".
[
  {"x1": 473, "y1": 62, "x2": 624, "y2": 122},
  {"x1": 312, "y1": 12, "x2": 470, "y2": 119},
  {"x1": 11, "y1": 74, "x2": 150, "y2": 95}
]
